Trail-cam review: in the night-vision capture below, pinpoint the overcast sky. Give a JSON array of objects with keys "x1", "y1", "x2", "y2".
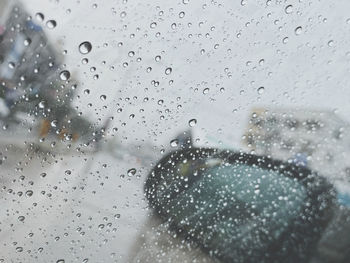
[{"x1": 16, "y1": 0, "x2": 350, "y2": 148}]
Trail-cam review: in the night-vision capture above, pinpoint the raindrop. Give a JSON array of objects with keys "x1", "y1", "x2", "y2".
[
  {"x1": 188, "y1": 119, "x2": 197, "y2": 127},
  {"x1": 165, "y1": 67, "x2": 172, "y2": 75},
  {"x1": 79, "y1": 41, "x2": 92, "y2": 54},
  {"x1": 38, "y1": 101, "x2": 46, "y2": 109},
  {"x1": 65, "y1": 170, "x2": 71, "y2": 175},
  {"x1": 127, "y1": 168, "x2": 136, "y2": 177},
  {"x1": 203, "y1": 88, "x2": 209, "y2": 94},
  {"x1": 328, "y1": 40, "x2": 334, "y2": 47},
  {"x1": 294, "y1": 26, "x2": 302, "y2": 35},
  {"x1": 150, "y1": 22, "x2": 157, "y2": 29},
  {"x1": 56, "y1": 260, "x2": 65, "y2": 263},
  {"x1": 46, "y1": 20, "x2": 57, "y2": 29},
  {"x1": 82, "y1": 58, "x2": 89, "y2": 64},
  {"x1": 170, "y1": 139, "x2": 179, "y2": 147},
  {"x1": 128, "y1": 51, "x2": 135, "y2": 57},
  {"x1": 35, "y1": 12, "x2": 44, "y2": 22},
  {"x1": 16, "y1": 247, "x2": 23, "y2": 252},
  {"x1": 183, "y1": 0, "x2": 189, "y2": 4},
  {"x1": 285, "y1": 5, "x2": 293, "y2": 14},
  {"x1": 40, "y1": 172, "x2": 47, "y2": 178},
  {"x1": 84, "y1": 89, "x2": 90, "y2": 95},
  {"x1": 179, "y1": 11, "x2": 185, "y2": 18},
  {"x1": 8, "y1": 62, "x2": 15, "y2": 69},
  {"x1": 257, "y1": 87, "x2": 265, "y2": 95},
  {"x1": 155, "y1": 55, "x2": 161, "y2": 62},
  {"x1": 24, "y1": 38, "x2": 31, "y2": 46},
  {"x1": 25, "y1": 190, "x2": 33, "y2": 197},
  {"x1": 59, "y1": 70, "x2": 70, "y2": 81},
  {"x1": 282, "y1": 37, "x2": 289, "y2": 44},
  {"x1": 18, "y1": 216, "x2": 25, "y2": 222},
  {"x1": 100, "y1": 95, "x2": 107, "y2": 101},
  {"x1": 50, "y1": 120, "x2": 57, "y2": 127}
]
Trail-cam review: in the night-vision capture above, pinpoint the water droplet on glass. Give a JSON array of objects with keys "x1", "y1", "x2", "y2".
[
  {"x1": 25, "y1": 190, "x2": 33, "y2": 197},
  {"x1": 127, "y1": 168, "x2": 136, "y2": 177},
  {"x1": 155, "y1": 55, "x2": 161, "y2": 62},
  {"x1": 46, "y1": 20, "x2": 57, "y2": 29},
  {"x1": 56, "y1": 260, "x2": 65, "y2": 263},
  {"x1": 38, "y1": 101, "x2": 46, "y2": 109},
  {"x1": 16, "y1": 247, "x2": 23, "y2": 253},
  {"x1": 179, "y1": 11, "x2": 185, "y2": 18},
  {"x1": 35, "y1": 12, "x2": 44, "y2": 22},
  {"x1": 257, "y1": 87, "x2": 265, "y2": 95},
  {"x1": 65, "y1": 170, "x2": 71, "y2": 175},
  {"x1": 100, "y1": 95, "x2": 107, "y2": 101},
  {"x1": 328, "y1": 40, "x2": 334, "y2": 47},
  {"x1": 203, "y1": 88, "x2": 209, "y2": 94},
  {"x1": 18, "y1": 216, "x2": 25, "y2": 222},
  {"x1": 150, "y1": 22, "x2": 157, "y2": 29},
  {"x1": 294, "y1": 26, "x2": 302, "y2": 35},
  {"x1": 128, "y1": 51, "x2": 135, "y2": 57},
  {"x1": 188, "y1": 119, "x2": 197, "y2": 127},
  {"x1": 79, "y1": 41, "x2": 92, "y2": 54},
  {"x1": 24, "y1": 38, "x2": 31, "y2": 46},
  {"x1": 59, "y1": 70, "x2": 70, "y2": 81},
  {"x1": 50, "y1": 120, "x2": 58, "y2": 127},
  {"x1": 165, "y1": 67, "x2": 172, "y2": 75},
  {"x1": 285, "y1": 5, "x2": 293, "y2": 14},
  {"x1": 8, "y1": 62, "x2": 15, "y2": 69},
  {"x1": 170, "y1": 139, "x2": 179, "y2": 147}
]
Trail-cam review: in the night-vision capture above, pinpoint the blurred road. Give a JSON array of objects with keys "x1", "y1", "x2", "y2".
[{"x1": 0, "y1": 137, "x2": 157, "y2": 262}]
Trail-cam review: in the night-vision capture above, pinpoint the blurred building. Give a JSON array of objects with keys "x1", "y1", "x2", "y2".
[
  {"x1": 0, "y1": 0, "x2": 96, "y2": 149},
  {"x1": 242, "y1": 108, "x2": 350, "y2": 187}
]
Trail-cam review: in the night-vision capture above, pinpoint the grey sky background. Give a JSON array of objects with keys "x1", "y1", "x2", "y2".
[{"x1": 21, "y1": 0, "x2": 350, "y2": 149}]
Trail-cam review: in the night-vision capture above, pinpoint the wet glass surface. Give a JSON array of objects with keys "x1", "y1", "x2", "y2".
[{"x1": 0, "y1": 0, "x2": 349, "y2": 262}]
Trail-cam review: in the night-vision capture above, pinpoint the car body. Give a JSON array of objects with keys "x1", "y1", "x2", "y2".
[{"x1": 145, "y1": 148, "x2": 336, "y2": 263}]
